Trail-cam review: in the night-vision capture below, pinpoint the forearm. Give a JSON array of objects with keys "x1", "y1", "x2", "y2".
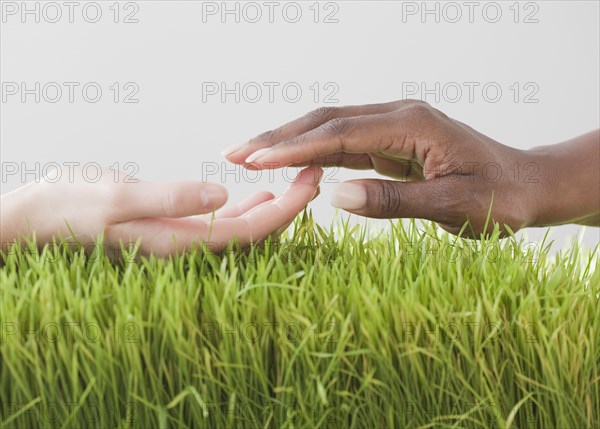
[{"x1": 528, "y1": 129, "x2": 600, "y2": 227}]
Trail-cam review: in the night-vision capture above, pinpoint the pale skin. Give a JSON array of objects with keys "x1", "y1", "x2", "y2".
[
  {"x1": 2, "y1": 100, "x2": 598, "y2": 256},
  {"x1": 0, "y1": 165, "x2": 323, "y2": 258},
  {"x1": 224, "y1": 100, "x2": 600, "y2": 237}
]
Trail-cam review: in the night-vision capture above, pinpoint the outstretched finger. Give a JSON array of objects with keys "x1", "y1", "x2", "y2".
[
  {"x1": 222, "y1": 101, "x2": 401, "y2": 164},
  {"x1": 242, "y1": 108, "x2": 434, "y2": 170}
]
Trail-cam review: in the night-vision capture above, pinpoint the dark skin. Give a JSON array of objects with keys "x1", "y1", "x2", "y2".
[{"x1": 224, "y1": 99, "x2": 600, "y2": 238}]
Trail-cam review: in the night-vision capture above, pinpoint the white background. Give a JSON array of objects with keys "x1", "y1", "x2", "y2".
[{"x1": 1, "y1": 1, "x2": 599, "y2": 252}]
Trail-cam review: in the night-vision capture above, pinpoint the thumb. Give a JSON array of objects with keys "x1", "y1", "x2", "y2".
[{"x1": 330, "y1": 178, "x2": 451, "y2": 222}]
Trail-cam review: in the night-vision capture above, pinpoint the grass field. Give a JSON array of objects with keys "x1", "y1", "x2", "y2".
[{"x1": 1, "y1": 214, "x2": 598, "y2": 429}]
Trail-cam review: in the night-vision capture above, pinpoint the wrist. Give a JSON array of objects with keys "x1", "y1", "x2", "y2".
[{"x1": 525, "y1": 133, "x2": 600, "y2": 227}]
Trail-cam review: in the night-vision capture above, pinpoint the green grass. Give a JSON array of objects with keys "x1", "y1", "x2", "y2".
[{"x1": 1, "y1": 214, "x2": 598, "y2": 429}]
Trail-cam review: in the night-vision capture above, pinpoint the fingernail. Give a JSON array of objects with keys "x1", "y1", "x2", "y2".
[
  {"x1": 221, "y1": 142, "x2": 246, "y2": 157},
  {"x1": 289, "y1": 167, "x2": 323, "y2": 189},
  {"x1": 202, "y1": 184, "x2": 228, "y2": 207},
  {"x1": 331, "y1": 183, "x2": 367, "y2": 210},
  {"x1": 245, "y1": 148, "x2": 271, "y2": 164}
]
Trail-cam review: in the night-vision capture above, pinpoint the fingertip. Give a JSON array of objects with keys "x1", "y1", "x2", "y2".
[
  {"x1": 224, "y1": 153, "x2": 250, "y2": 165},
  {"x1": 245, "y1": 147, "x2": 271, "y2": 164},
  {"x1": 257, "y1": 190, "x2": 276, "y2": 201},
  {"x1": 221, "y1": 142, "x2": 246, "y2": 158},
  {"x1": 293, "y1": 165, "x2": 324, "y2": 186},
  {"x1": 243, "y1": 148, "x2": 291, "y2": 169},
  {"x1": 201, "y1": 183, "x2": 229, "y2": 210}
]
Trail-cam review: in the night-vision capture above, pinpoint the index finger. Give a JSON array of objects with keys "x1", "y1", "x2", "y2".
[
  {"x1": 222, "y1": 101, "x2": 401, "y2": 164},
  {"x1": 243, "y1": 108, "x2": 434, "y2": 169}
]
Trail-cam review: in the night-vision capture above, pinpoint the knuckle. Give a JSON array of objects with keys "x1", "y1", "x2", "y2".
[
  {"x1": 403, "y1": 99, "x2": 449, "y2": 123},
  {"x1": 402, "y1": 102, "x2": 445, "y2": 130},
  {"x1": 161, "y1": 188, "x2": 179, "y2": 218},
  {"x1": 375, "y1": 181, "x2": 401, "y2": 218},
  {"x1": 405, "y1": 100, "x2": 433, "y2": 117},
  {"x1": 321, "y1": 117, "x2": 353, "y2": 137},
  {"x1": 306, "y1": 106, "x2": 339, "y2": 123},
  {"x1": 104, "y1": 181, "x2": 125, "y2": 205},
  {"x1": 103, "y1": 182, "x2": 130, "y2": 221},
  {"x1": 251, "y1": 128, "x2": 280, "y2": 144},
  {"x1": 400, "y1": 99, "x2": 431, "y2": 110}
]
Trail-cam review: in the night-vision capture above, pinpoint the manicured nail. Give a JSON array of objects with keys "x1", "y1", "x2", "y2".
[
  {"x1": 331, "y1": 183, "x2": 367, "y2": 210},
  {"x1": 245, "y1": 148, "x2": 271, "y2": 164},
  {"x1": 202, "y1": 184, "x2": 228, "y2": 207},
  {"x1": 221, "y1": 142, "x2": 246, "y2": 157}
]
